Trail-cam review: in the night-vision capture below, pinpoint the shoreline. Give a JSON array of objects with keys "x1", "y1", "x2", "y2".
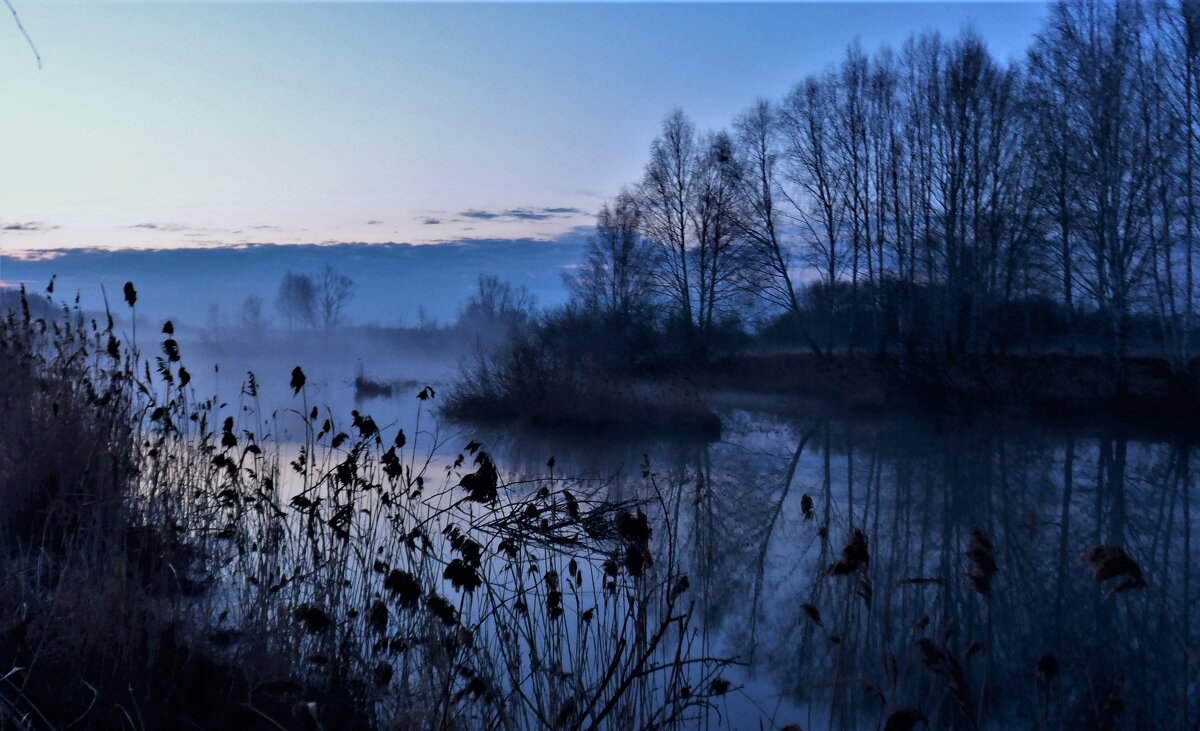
[
  {"x1": 702, "y1": 351, "x2": 1200, "y2": 437},
  {"x1": 448, "y1": 351, "x2": 1200, "y2": 441}
]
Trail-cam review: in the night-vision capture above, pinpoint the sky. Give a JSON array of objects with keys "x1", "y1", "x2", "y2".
[{"x1": 0, "y1": 1, "x2": 1050, "y2": 252}]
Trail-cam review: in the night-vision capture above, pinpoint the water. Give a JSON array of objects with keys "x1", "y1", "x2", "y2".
[
  {"x1": 325, "y1": 391, "x2": 1188, "y2": 728},
  {"x1": 188, "y1": 336, "x2": 1198, "y2": 729}
]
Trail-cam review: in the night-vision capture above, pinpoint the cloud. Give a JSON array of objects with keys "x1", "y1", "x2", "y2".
[
  {"x1": 129, "y1": 222, "x2": 190, "y2": 232},
  {"x1": 0, "y1": 248, "x2": 66, "y2": 261},
  {"x1": 366, "y1": 220, "x2": 384, "y2": 225},
  {"x1": 129, "y1": 222, "x2": 254, "y2": 237},
  {"x1": 456, "y1": 206, "x2": 585, "y2": 223},
  {"x1": 504, "y1": 208, "x2": 553, "y2": 221},
  {"x1": 2, "y1": 221, "x2": 59, "y2": 232},
  {"x1": 422, "y1": 217, "x2": 442, "y2": 225}
]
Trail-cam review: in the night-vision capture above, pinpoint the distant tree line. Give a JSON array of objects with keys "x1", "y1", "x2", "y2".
[
  {"x1": 216, "y1": 269, "x2": 532, "y2": 346},
  {"x1": 569, "y1": 0, "x2": 1200, "y2": 368}
]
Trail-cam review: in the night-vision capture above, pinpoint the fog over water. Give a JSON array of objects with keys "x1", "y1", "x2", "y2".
[
  {"x1": 5, "y1": 247, "x2": 1196, "y2": 729},
  {"x1": 7, "y1": 0, "x2": 1198, "y2": 725}
]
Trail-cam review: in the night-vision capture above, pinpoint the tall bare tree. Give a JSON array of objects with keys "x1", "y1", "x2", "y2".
[
  {"x1": 568, "y1": 191, "x2": 655, "y2": 321},
  {"x1": 779, "y1": 76, "x2": 847, "y2": 355},
  {"x1": 639, "y1": 110, "x2": 700, "y2": 338},
  {"x1": 315, "y1": 265, "x2": 355, "y2": 330},
  {"x1": 732, "y1": 99, "x2": 826, "y2": 357},
  {"x1": 690, "y1": 130, "x2": 746, "y2": 341},
  {"x1": 276, "y1": 272, "x2": 317, "y2": 329}
]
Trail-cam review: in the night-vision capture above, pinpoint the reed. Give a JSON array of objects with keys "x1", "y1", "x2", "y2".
[{"x1": 0, "y1": 284, "x2": 732, "y2": 730}]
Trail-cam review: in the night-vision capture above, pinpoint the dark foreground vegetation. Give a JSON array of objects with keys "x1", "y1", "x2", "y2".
[
  {"x1": 448, "y1": 0, "x2": 1200, "y2": 435},
  {"x1": 0, "y1": 284, "x2": 735, "y2": 730}
]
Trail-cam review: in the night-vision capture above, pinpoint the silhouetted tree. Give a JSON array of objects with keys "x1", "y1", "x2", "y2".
[
  {"x1": 639, "y1": 110, "x2": 700, "y2": 339},
  {"x1": 567, "y1": 191, "x2": 655, "y2": 322},
  {"x1": 779, "y1": 76, "x2": 848, "y2": 355},
  {"x1": 238, "y1": 295, "x2": 266, "y2": 332},
  {"x1": 459, "y1": 274, "x2": 535, "y2": 339},
  {"x1": 316, "y1": 265, "x2": 355, "y2": 330},
  {"x1": 591, "y1": 0, "x2": 1200, "y2": 365},
  {"x1": 1030, "y1": 0, "x2": 1155, "y2": 366},
  {"x1": 690, "y1": 130, "x2": 746, "y2": 340},
  {"x1": 731, "y1": 101, "x2": 801, "y2": 321},
  {"x1": 276, "y1": 272, "x2": 317, "y2": 329}
]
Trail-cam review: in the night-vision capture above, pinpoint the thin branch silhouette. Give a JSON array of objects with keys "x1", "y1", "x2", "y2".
[{"x1": 4, "y1": 0, "x2": 41, "y2": 69}]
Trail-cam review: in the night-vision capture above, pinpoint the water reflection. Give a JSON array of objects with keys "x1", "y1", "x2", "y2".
[{"x1": 481, "y1": 410, "x2": 1197, "y2": 729}]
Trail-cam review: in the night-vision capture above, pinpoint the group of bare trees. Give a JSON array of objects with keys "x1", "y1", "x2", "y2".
[
  {"x1": 458, "y1": 274, "x2": 536, "y2": 334},
  {"x1": 571, "y1": 0, "x2": 1200, "y2": 366}
]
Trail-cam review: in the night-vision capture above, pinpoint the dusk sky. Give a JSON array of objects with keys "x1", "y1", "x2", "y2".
[{"x1": 1, "y1": 1, "x2": 1049, "y2": 252}]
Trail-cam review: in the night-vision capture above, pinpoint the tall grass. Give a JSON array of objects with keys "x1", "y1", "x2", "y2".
[{"x1": 0, "y1": 285, "x2": 731, "y2": 730}]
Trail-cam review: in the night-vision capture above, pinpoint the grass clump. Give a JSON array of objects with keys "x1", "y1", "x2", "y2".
[{"x1": 445, "y1": 334, "x2": 721, "y2": 439}]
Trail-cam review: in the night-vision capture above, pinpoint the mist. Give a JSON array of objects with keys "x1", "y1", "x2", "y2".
[{"x1": 1, "y1": 235, "x2": 584, "y2": 326}]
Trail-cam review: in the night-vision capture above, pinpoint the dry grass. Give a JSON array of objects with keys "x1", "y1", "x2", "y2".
[
  {"x1": 445, "y1": 337, "x2": 721, "y2": 438},
  {"x1": 0, "y1": 284, "x2": 733, "y2": 730}
]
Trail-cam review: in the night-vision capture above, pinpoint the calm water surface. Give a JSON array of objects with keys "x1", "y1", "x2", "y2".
[{"x1": 481, "y1": 409, "x2": 1197, "y2": 730}]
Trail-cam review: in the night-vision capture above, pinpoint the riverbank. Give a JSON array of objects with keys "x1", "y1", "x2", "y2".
[
  {"x1": 443, "y1": 374, "x2": 723, "y2": 439},
  {"x1": 702, "y1": 351, "x2": 1200, "y2": 435},
  {"x1": 447, "y1": 349, "x2": 1200, "y2": 440}
]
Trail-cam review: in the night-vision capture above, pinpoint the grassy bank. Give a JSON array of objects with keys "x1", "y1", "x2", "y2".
[
  {"x1": 704, "y1": 351, "x2": 1200, "y2": 433},
  {"x1": 444, "y1": 339, "x2": 722, "y2": 439},
  {"x1": 448, "y1": 325, "x2": 1200, "y2": 440}
]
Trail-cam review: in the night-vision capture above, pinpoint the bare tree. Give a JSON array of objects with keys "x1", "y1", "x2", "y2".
[
  {"x1": 460, "y1": 274, "x2": 536, "y2": 334},
  {"x1": 1146, "y1": 0, "x2": 1200, "y2": 364},
  {"x1": 690, "y1": 130, "x2": 746, "y2": 341},
  {"x1": 1027, "y1": 25, "x2": 1084, "y2": 350},
  {"x1": 276, "y1": 272, "x2": 317, "y2": 329},
  {"x1": 238, "y1": 295, "x2": 266, "y2": 332},
  {"x1": 732, "y1": 99, "x2": 823, "y2": 358},
  {"x1": 779, "y1": 76, "x2": 847, "y2": 355},
  {"x1": 639, "y1": 110, "x2": 700, "y2": 337},
  {"x1": 603, "y1": 0, "x2": 1200, "y2": 364},
  {"x1": 568, "y1": 191, "x2": 656, "y2": 321},
  {"x1": 316, "y1": 265, "x2": 355, "y2": 330},
  {"x1": 1032, "y1": 0, "x2": 1156, "y2": 366}
]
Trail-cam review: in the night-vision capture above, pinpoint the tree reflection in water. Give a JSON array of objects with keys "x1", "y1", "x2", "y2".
[{"x1": 483, "y1": 410, "x2": 1197, "y2": 729}]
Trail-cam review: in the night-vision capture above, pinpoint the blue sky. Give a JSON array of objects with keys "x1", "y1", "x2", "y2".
[{"x1": 0, "y1": 2, "x2": 1049, "y2": 251}]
